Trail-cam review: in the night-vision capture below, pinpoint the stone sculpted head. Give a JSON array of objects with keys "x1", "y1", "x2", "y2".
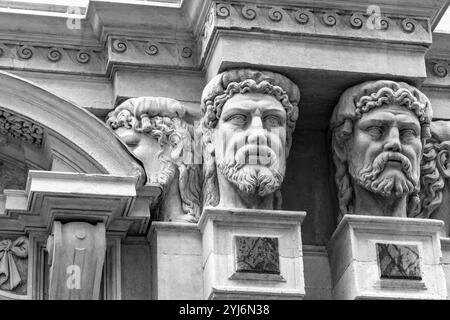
[
  {"x1": 330, "y1": 80, "x2": 432, "y2": 219},
  {"x1": 419, "y1": 121, "x2": 450, "y2": 234},
  {"x1": 106, "y1": 97, "x2": 201, "y2": 222},
  {"x1": 200, "y1": 69, "x2": 300, "y2": 210}
]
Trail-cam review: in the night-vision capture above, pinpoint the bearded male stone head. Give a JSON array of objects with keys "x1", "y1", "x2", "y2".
[
  {"x1": 200, "y1": 69, "x2": 300, "y2": 210},
  {"x1": 330, "y1": 80, "x2": 432, "y2": 219},
  {"x1": 106, "y1": 97, "x2": 201, "y2": 222}
]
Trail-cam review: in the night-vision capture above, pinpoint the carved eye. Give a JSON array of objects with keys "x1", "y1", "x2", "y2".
[
  {"x1": 264, "y1": 115, "x2": 282, "y2": 127},
  {"x1": 400, "y1": 128, "x2": 417, "y2": 139},
  {"x1": 227, "y1": 114, "x2": 247, "y2": 126},
  {"x1": 366, "y1": 126, "x2": 383, "y2": 138}
]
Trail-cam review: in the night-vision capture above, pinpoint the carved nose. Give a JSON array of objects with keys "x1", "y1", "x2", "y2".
[
  {"x1": 384, "y1": 128, "x2": 401, "y2": 152},
  {"x1": 247, "y1": 130, "x2": 268, "y2": 146}
]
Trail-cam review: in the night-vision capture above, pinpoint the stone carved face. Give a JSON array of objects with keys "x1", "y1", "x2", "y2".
[
  {"x1": 212, "y1": 93, "x2": 287, "y2": 197},
  {"x1": 200, "y1": 69, "x2": 300, "y2": 210},
  {"x1": 114, "y1": 118, "x2": 189, "y2": 187},
  {"x1": 330, "y1": 80, "x2": 432, "y2": 218},
  {"x1": 348, "y1": 105, "x2": 422, "y2": 198},
  {"x1": 106, "y1": 97, "x2": 201, "y2": 222}
]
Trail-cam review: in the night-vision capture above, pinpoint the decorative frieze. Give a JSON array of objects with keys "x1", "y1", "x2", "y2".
[
  {"x1": 199, "y1": 1, "x2": 432, "y2": 63},
  {"x1": 108, "y1": 37, "x2": 196, "y2": 71},
  {"x1": 0, "y1": 43, "x2": 104, "y2": 75},
  {"x1": 210, "y1": 1, "x2": 430, "y2": 35},
  {"x1": 0, "y1": 108, "x2": 44, "y2": 147}
]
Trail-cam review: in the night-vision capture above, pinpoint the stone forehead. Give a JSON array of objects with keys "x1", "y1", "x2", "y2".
[
  {"x1": 329, "y1": 80, "x2": 432, "y2": 130},
  {"x1": 200, "y1": 69, "x2": 300, "y2": 111}
]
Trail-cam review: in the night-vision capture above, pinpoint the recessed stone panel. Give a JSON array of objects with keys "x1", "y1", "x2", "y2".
[
  {"x1": 376, "y1": 243, "x2": 421, "y2": 280},
  {"x1": 235, "y1": 236, "x2": 280, "y2": 274}
]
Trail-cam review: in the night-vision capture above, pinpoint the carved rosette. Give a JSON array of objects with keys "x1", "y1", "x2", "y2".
[
  {"x1": 349, "y1": 13, "x2": 364, "y2": 29},
  {"x1": 241, "y1": 5, "x2": 257, "y2": 20},
  {"x1": 145, "y1": 43, "x2": 159, "y2": 56},
  {"x1": 432, "y1": 62, "x2": 449, "y2": 78},
  {"x1": 76, "y1": 50, "x2": 91, "y2": 64},
  {"x1": 293, "y1": 9, "x2": 313, "y2": 25},
  {"x1": 181, "y1": 47, "x2": 193, "y2": 58},
  {"x1": 47, "y1": 48, "x2": 63, "y2": 62},
  {"x1": 401, "y1": 18, "x2": 416, "y2": 33},
  {"x1": 268, "y1": 7, "x2": 283, "y2": 22},
  {"x1": 17, "y1": 45, "x2": 33, "y2": 60},
  {"x1": 379, "y1": 17, "x2": 390, "y2": 30},
  {"x1": 216, "y1": 3, "x2": 230, "y2": 18},
  {"x1": 112, "y1": 39, "x2": 128, "y2": 53},
  {"x1": 322, "y1": 12, "x2": 339, "y2": 27}
]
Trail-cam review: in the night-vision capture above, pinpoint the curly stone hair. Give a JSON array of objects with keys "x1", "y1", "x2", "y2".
[
  {"x1": 329, "y1": 80, "x2": 433, "y2": 219},
  {"x1": 106, "y1": 97, "x2": 202, "y2": 220},
  {"x1": 419, "y1": 121, "x2": 450, "y2": 219},
  {"x1": 200, "y1": 69, "x2": 300, "y2": 208}
]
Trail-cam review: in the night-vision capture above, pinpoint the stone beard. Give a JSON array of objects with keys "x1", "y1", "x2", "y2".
[
  {"x1": 215, "y1": 99, "x2": 286, "y2": 198},
  {"x1": 349, "y1": 150, "x2": 419, "y2": 199},
  {"x1": 201, "y1": 69, "x2": 300, "y2": 210},
  {"x1": 330, "y1": 81, "x2": 432, "y2": 218}
]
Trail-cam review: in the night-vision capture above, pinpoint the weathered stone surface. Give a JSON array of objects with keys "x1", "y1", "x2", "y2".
[
  {"x1": 235, "y1": 236, "x2": 280, "y2": 274},
  {"x1": 106, "y1": 97, "x2": 201, "y2": 223},
  {"x1": 200, "y1": 69, "x2": 300, "y2": 210},
  {"x1": 46, "y1": 222, "x2": 106, "y2": 300},
  {"x1": 419, "y1": 120, "x2": 450, "y2": 236},
  {"x1": 330, "y1": 80, "x2": 432, "y2": 219},
  {"x1": 376, "y1": 243, "x2": 421, "y2": 280},
  {"x1": 198, "y1": 207, "x2": 306, "y2": 300},
  {"x1": 327, "y1": 215, "x2": 446, "y2": 300}
]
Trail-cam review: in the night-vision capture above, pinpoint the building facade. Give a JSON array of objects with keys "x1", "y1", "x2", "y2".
[{"x1": 0, "y1": 0, "x2": 449, "y2": 300}]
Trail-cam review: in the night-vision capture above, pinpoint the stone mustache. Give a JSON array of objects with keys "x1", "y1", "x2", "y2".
[
  {"x1": 106, "y1": 69, "x2": 300, "y2": 219},
  {"x1": 200, "y1": 69, "x2": 300, "y2": 210},
  {"x1": 330, "y1": 80, "x2": 432, "y2": 219}
]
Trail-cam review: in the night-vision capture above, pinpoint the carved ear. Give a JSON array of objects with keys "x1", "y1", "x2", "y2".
[{"x1": 437, "y1": 149, "x2": 450, "y2": 179}]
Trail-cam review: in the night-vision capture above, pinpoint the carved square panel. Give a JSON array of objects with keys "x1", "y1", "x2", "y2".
[
  {"x1": 376, "y1": 243, "x2": 421, "y2": 280},
  {"x1": 235, "y1": 236, "x2": 279, "y2": 274}
]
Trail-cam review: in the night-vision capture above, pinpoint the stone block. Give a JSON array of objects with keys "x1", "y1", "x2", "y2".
[
  {"x1": 327, "y1": 215, "x2": 447, "y2": 300},
  {"x1": 198, "y1": 207, "x2": 306, "y2": 300},
  {"x1": 149, "y1": 222, "x2": 203, "y2": 300}
]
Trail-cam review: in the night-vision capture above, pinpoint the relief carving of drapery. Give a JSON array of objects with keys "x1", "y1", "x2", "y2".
[{"x1": 0, "y1": 237, "x2": 28, "y2": 291}]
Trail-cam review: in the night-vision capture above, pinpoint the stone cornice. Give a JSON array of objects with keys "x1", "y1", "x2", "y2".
[
  {"x1": 199, "y1": 1, "x2": 435, "y2": 62},
  {"x1": 424, "y1": 32, "x2": 450, "y2": 86},
  {"x1": 0, "y1": 0, "x2": 444, "y2": 76}
]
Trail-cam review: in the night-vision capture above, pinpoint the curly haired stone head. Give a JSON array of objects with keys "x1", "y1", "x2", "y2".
[
  {"x1": 106, "y1": 97, "x2": 202, "y2": 221},
  {"x1": 200, "y1": 69, "x2": 300, "y2": 208},
  {"x1": 201, "y1": 69, "x2": 300, "y2": 153},
  {"x1": 419, "y1": 121, "x2": 450, "y2": 219},
  {"x1": 329, "y1": 80, "x2": 433, "y2": 219}
]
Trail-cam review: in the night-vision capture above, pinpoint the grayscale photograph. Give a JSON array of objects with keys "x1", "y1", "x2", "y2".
[{"x1": 0, "y1": 0, "x2": 448, "y2": 306}]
